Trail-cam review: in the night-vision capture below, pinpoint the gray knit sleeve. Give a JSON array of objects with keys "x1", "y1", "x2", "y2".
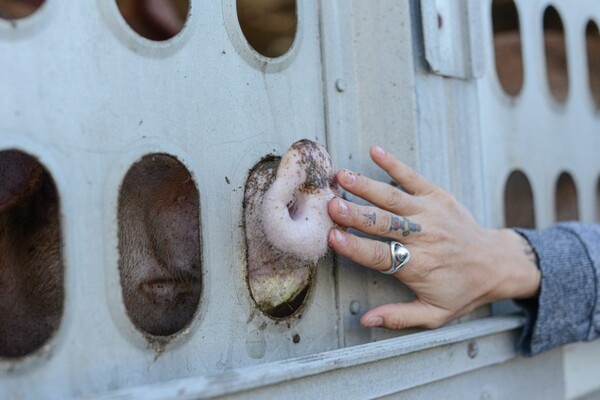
[{"x1": 513, "y1": 223, "x2": 600, "y2": 356}]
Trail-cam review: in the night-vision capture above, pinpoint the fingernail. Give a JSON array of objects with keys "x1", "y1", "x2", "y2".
[
  {"x1": 343, "y1": 169, "x2": 356, "y2": 186},
  {"x1": 334, "y1": 229, "x2": 347, "y2": 246},
  {"x1": 365, "y1": 316, "x2": 383, "y2": 327},
  {"x1": 373, "y1": 145, "x2": 385, "y2": 158},
  {"x1": 337, "y1": 199, "x2": 348, "y2": 216}
]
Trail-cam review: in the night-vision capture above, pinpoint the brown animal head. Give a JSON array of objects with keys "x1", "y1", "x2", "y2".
[
  {"x1": 0, "y1": 151, "x2": 63, "y2": 358},
  {"x1": 118, "y1": 154, "x2": 202, "y2": 336}
]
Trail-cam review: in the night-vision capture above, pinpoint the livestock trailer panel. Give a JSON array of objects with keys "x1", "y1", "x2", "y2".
[{"x1": 0, "y1": 0, "x2": 598, "y2": 398}]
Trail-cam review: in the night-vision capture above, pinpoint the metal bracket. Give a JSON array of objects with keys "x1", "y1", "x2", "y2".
[{"x1": 420, "y1": 0, "x2": 484, "y2": 79}]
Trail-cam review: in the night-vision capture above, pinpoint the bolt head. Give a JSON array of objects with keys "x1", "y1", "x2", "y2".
[
  {"x1": 335, "y1": 79, "x2": 347, "y2": 92},
  {"x1": 349, "y1": 300, "x2": 361, "y2": 315}
]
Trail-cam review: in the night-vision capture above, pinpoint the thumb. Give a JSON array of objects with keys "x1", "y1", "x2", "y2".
[{"x1": 360, "y1": 300, "x2": 447, "y2": 330}]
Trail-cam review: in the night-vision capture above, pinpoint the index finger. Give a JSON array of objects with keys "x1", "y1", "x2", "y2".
[{"x1": 370, "y1": 146, "x2": 436, "y2": 196}]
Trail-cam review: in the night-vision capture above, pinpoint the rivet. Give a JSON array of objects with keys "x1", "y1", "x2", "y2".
[
  {"x1": 349, "y1": 300, "x2": 361, "y2": 315},
  {"x1": 335, "y1": 79, "x2": 347, "y2": 92}
]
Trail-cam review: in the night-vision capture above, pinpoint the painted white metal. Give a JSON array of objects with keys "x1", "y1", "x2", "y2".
[
  {"x1": 421, "y1": 0, "x2": 485, "y2": 79},
  {"x1": 93, "y1": 316, "x2": 527, "y2": 399},
  {"x1": 477, "y1": 0, "x2": 600, "y2": 398},
  {"x1": 0, "y1": 0, "x2": 337, "y2": 398},
  {"x1": 0, "y1": 0, "x2": 596, "y2": 397}
]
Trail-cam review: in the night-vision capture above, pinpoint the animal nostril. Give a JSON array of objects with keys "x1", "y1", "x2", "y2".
[{"x1": 244, "y1": 140, "x2": 337, "y2": 319}]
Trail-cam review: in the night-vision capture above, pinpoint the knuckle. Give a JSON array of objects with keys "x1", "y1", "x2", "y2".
[
  {"x1": 376, "y1": 212, "x2": 392, "y2": 236},
  {"x1": 387, "y1": 314, "x2": 409, "y2": 330},
  {"x1": 346, "y1": 235, "x2": 361, "y2": 254},
  {"x1": 424, "y1": 228, "x2": 450, "y2": 243},
  {"x1": 354, "y1": 174, "x2": 369, "y2": 194},
  {"x1": 373, "y1": 242, "x2": 390, "y2": 269},
  {"x1": 384, "y1": 188, "x2": 404, "y2": 210},
  {"x1": 436, "y1": 189, "x2": 457, "y2": 207}
]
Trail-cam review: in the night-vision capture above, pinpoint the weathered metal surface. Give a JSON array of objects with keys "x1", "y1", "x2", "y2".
[
  {"x1": 421, "y1": 0, "x2": 485, "y2": 79},
  {"x1": 476, "y1": 0, "x2": 600, "y2": 397},
  {"x1": 92, "y1": 316, "x2": 525, "y2": 399},
  {"x1": 0, "y1": 1, "x2": 337, "y2": 397},
  {"x1": 0, "y1": 0, "x2": 597, "y2": 397}
]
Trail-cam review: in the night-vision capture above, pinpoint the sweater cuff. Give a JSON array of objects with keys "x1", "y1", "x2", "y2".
[{"x1": 513, "y1": 225, "x2": 596, "y2": 356}]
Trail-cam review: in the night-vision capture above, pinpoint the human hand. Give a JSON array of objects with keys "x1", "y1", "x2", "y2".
[{"x1": 327, "y1": 146, "x2": 541, "y2": 330}]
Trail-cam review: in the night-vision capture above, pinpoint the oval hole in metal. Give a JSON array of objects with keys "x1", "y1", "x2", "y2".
[
  {"x1": 243, "y1": 157, "x2": 312, "y2": 320},
  {"x1": 596, "y1": 176, "x2": 600, "y2": 223},
  {"x1": 555, "y1": 172, "x2": 579, "y2": 222},
  {"x1": 586, "y1": 20, "x2": 600, "y2": 110},
  {"x1": 492, "y1": 0, "x2": 524, "y2": 97},
  {"x1": 0, "y1": 150, "x2": 64, "y2": 358},
  {"x1": 236, "y1": 0, "x2": 297, "y2": 58},
  {"x1": 118, "y1": 153, "x2": 202, "y2": 337},
  {"x1": 504, "y1": 170, "x2": 535, "y2": 228},
  {"x1": 115, "y1": 0, "x2": 189, "y2": 41},
  {"x1": 543, "y1": 6, "x2": 569, "y2": 103},
  {"x1": 0, "y1": 0, "x2": 45, "y2": 20}
]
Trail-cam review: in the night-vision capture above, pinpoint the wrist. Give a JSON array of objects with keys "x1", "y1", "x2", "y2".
[{"x1": 487, "y1": 228, "x2": 541, "y2": 302}]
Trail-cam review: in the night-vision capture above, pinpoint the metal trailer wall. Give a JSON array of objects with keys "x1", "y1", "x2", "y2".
[
  {"x1": 478, "y1": 0, "x2": 600, "y2": 398},
  {"x1": 0, "y1": 0, "x2": 595, "y2": 399}
]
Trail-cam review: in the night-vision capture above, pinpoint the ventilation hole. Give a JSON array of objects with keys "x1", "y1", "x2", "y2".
[
  {"x1": 504, "y1": 170, "x2": 536, "y2": 228},
  {"x1": 492, "y1": 0, "x2": 524, "y2": 96},
  {"x1": 586, "y1": 21, "x2": 600, "y2": 110},
  {"x1": 555, "y1": 172, "x2": 579, "y2": 221},
  {"x1": 237, "y1": 0, "x2": 297, "y2": 58},
  {"x1": 118, "y1": 154, "x2": 202, "y2": 336},
  {"x1": 116, "y1": 0, "x2": 189, "y2": 41},
  {"x1": 596, "y1": 177, "x2": 600, "y2": 222},
  {"x1": 0, "y1": 150, "x2": 64, "y2": 358},
  {"x1": 244, "y1": 157, "x2": 312, "y2": 320},
  {"x1": 543, "y1": 6, "x2": 569, "y2": 103},
  {"x1": 0, "y1": 0, "x2": 44, "y2": 19}
]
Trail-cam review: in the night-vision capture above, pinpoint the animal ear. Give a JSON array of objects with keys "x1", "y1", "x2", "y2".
[{"x1": 0, "y1": 151, "x2": 43, "y2": 213}]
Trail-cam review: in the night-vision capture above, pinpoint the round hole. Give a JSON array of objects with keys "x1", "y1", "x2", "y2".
[
  {"x1": 118, "y1": 154, "x2": 202, "y2": 336},
  {"x1": 0, "y1": 150, "x2": 64, "y2": 358},
  {"x1": 0, "y1": 0, "x2": 44, "y2": 20},
  {"x1": 116, "y1": 0, "x2": 189, "y2": 41},
  {"x1": 504, "y1": 170, "x2": 536, "y2": 228},
  {"x1": 492, "y1": 0, "x2": 524, "y2": 97},
  {"x1": 586, "y1": 21, "x2": 600, "y2": 110},
  {"x1": 543, "y1": 6, "x2": 569, "y2": 103},
  {"x1": 237, "y1": 0, "x2": 297, "y2": 58},
  {"x1": 555, "y1": 172, "x2": 579, "y2": 221}
]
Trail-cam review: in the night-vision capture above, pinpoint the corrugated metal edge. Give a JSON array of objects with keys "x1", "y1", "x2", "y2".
[{"x1": 89, "y1": 315, "x2": 525, "y2": 400}]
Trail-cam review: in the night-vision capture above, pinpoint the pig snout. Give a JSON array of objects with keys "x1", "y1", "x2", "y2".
[
  {"x1": 118, "y1": 154, "x2": 202, "y2": 336},
  {"x1": 244, "y1": 140, "x2": 339, "y2": 318},
  {"x1": 0, "y1": 151, "x2": 203, "y2": 357},
  {"x1": 261, "y1": 139, "x2": 338, "y2": 264}
]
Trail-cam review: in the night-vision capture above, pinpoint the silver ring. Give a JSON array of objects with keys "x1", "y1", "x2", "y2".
[{"x1": 381, "y1": 241, "x2": 410, "y2": 275}]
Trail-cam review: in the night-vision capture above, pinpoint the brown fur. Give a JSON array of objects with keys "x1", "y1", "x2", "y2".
[
  {"x1": 118, "y1": 154, "x2": 202, "y2": 336},
  {"x1": 0, "y1": 152, "x2": 63, "y2": 358},
  {"x1": 0, "y1": 152, "x2": 202, "y2": 357}
]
